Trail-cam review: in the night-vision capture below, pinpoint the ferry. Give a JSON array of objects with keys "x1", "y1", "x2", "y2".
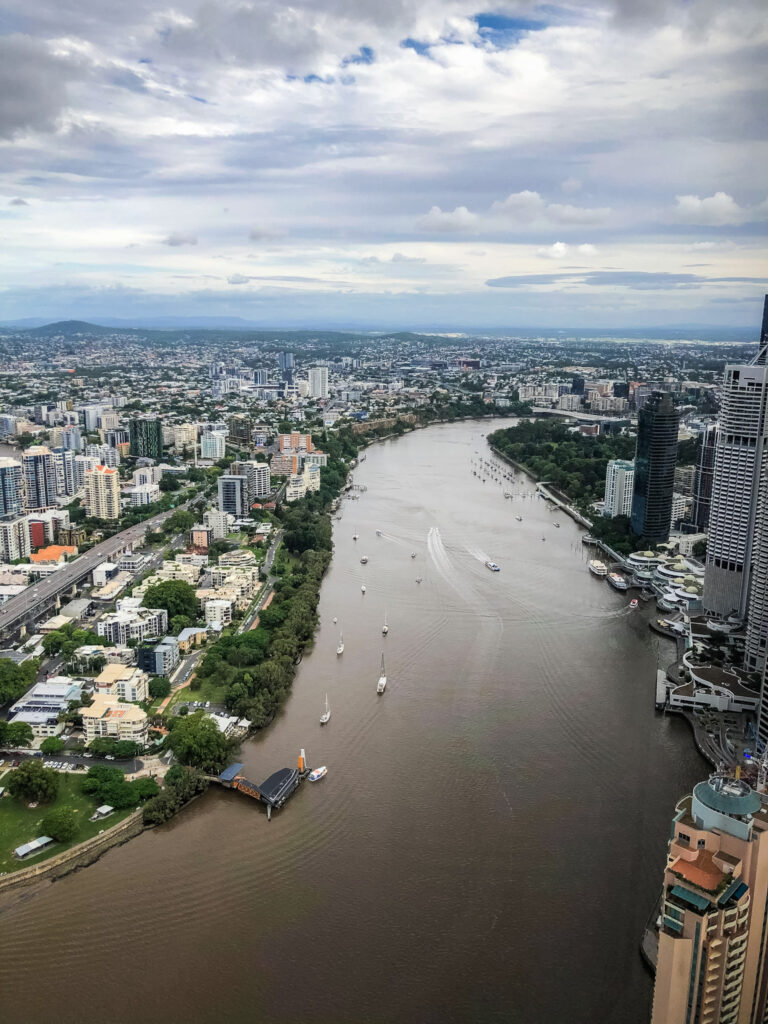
[
  {"x1": 360, "y1": 555, "x2": 369, "y2": 564},
  {"x1": 485, "y1": 561, "x2": 501, "y2": 572},
  {"x1": 588, "y1": 560, "x2": 608, "y2": 577},
  {"x1": 308, "y1": 766, "x2": 327, "y2": 782},
  {"x1": 608, "y1": 572, "x2": 628, "y2": 590}
]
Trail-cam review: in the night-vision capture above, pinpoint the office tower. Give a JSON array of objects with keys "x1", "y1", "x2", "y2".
[
  {"x1": 693, "y1": 424, "x2": 718, "y2": 531},
  {"x1": 570, "y1": 375, "x2": 585, "y2": 395},
  {"x1": 0, "y1": 414, "x2": 16, "y2": 437},
  {"x1": 630, "y1": 392, "x2": 679, "y2": 541},
  {"x1": 704, "y1": 361, "x2": 768, "y2": 621},
  {"x1": 97, "y1": 410, "x2": 120, "y2": 431},
  {"x1": 228, "y1": 415, "x2": 253, "y2": 447},
  {"x1": 650, "y1": 772, "x2": 768, "y2": 1024},
  {"x1": 747, "y1": 311, "x2": 768, "y2": 678},
  {"x1": 633, "y1": 385, "x2": 653, "y2": 411},
  {"x1": 230, "y1": 461, "x2": 271, "y2": 502},
  {"x1": 603, "y1": 459, "x2": 635, "y2": 518},
  {"x1": 200, "y1": 431, "x2": 226, "y2": 460},
  {"x1": 83, "y1": 465, "x2": 121, "y2": 520},
  {"x1": 60, "y1": 425, "x2": 82, "y2": 451},
  {"x1": 0, "y1": 458, "x2": 24, "y2": 518},
  {"x1": 82, "y1": 405, "x2": 104, "y2": 432},
  {"x1": 22, "y1": 446, "x2": 57, "y2": 510},
  {"x1": 0, "y1": 514, "x2": 31, "y2": 561},
  {"x1": 104, "y1": 428, "x2": 129, "y2": 448},
  {"x1": 613, "y1": 381, "x2": 629, "y2": 399},
  {"x1": 52, "y1": 447, "x2": 77, "y2": 497},
  {"x1": 254, "y1": 369, "x2": 269, "y2": 386},
  {"x1": 85, "y1": 444, "x2": 120, "y2": 467},
  {"x1": 128, "y1": 417, "x2": 163, "y2": 460},
  {"x1": 217, "y1": 474, "x2": 249, "y2": 516},
  {"x1": 308, "y1": 366, "x2": 329, "y2": 399},
  {"x1": 209, "y1": 361, "x2": 227, "y2": 379},
  {"x1": 278, "y1": 352, "x2": 294, "y2": 384}
]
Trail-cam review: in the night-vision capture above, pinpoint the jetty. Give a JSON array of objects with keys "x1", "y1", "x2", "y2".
[{"x1": 215, "y1": 749, "x2": 311, "y2": 819}]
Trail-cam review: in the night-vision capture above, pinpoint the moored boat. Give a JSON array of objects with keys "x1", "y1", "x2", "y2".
[
  {"x1": 360, "y1": 555, "x2": 368, "y2": 564},
  {"x1": 377, "y1": 653, "x2": 387, "y2": 694},
  {"x1": 336, "y1": 631, "x2": 344, "y2": 655},
  {"x1": 588, "y1": 559, "x2": 608, "y2": 577},
  {"x1": 629, "y1": 599, "x2": 638, "y2": 609},
  {"x1": 608, "y1": 572, "x2": 628, "y2": 590},
  {"x1": 309, "y1": 766, "x2": 327, "y2": 782},
  {"x1": 320, "y1": 693, "x2": 331, "y2": 724}
]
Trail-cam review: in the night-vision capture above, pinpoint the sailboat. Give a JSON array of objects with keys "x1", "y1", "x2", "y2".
[
  {"x1": 382, "y1": 610, "x2": 389, "y2": 636},
  {"x1": 377, "y1": 653, "x2": 387, "y2": 694},
  {"x1": 361, "y1": 584, "x2": 366, "y2": 594},
  {"x1": 337, "y1": 631, "x2": 344, "y2": 655},
  {"x1": 353, "y1": 529, "x2": 359, "y2": 541},
  {"x1": 320, "y1": 693, "x2": 331, "y2": 725}
]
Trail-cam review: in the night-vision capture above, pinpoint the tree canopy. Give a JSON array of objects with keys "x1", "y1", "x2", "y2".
[
  {"x1": 0, "y1": 657, "x2": 39, "y2": 706},
  {"x1": 142, "y1": 579, "x2": 198, "y2": 621},
  {"x1": 42, "y1": 806, "x2": 79, "y2": 843},
  {"x1": 8, "y1": 759, "x2": 59, "y2": 803},
  {"x1": 0, "y1": 721, "x2": 34, "y2": 749},
  {"x1": 167, "y1": 712, "x2": 230, "y2": 773}
]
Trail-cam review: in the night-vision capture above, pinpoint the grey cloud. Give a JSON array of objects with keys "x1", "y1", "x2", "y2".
[
  {"x1": 249, "y1": 227, "x2": 284, "y2": 241},
  {"x1": 9, "y1": 198, "x2": 29, "y2": 206},
  {"x1": 391, "y1": 252, "x2": 425, "y2": 263},
  {"x1": 486, "y1": 271, "x2": 768, "y2": 290},
  {"x1": 227, "y1": 274, "x2": 252, "y2": 284},
  {"x1": 162, "y1": 232, "x2": 198, "y2": 246},
  {"x1": 0, "y1": 35, "x2": 81, "y2": 139}
]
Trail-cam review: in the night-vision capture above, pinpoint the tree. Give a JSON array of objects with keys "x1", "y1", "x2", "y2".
[
  {"x1": 149, "y1": 677, "x2": 171, "y2": 700},
  {"x1": 167, "y1": 712, "x2": 230, "y2": 773},
  {"x1": 169, "y1": 614, "x2": 193, "y2": 634},
  {"x1": 159, "y1": 475, "x2": 181, "y2": 492},
  {"x1": 0, "y1": 657, "x2": 39, "y2": 705},
  {"x1": 0, "y1": 721, "x2": 34, "y2": 749},
  {"x1": 142, "y1": 580, "x2": 198, "y2": 621},
  {"x1": 40, "y1": 736, "x2": 65, "y2": 755},
  {"x1": 42, "y1": 807, "x2": 79, "y2": 843},
  {"x1": 8, "y1": 759, "x2": 59, "y2": 803}
]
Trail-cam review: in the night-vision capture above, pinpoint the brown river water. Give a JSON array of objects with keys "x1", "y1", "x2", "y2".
[{"x1": 0, "y1": 418, "x2": 705, "y2": 1024}]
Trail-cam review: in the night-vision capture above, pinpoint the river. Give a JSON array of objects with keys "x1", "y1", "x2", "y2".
[{"x1": 0, "y1": 418, "x2": 705, "y2": 1024}]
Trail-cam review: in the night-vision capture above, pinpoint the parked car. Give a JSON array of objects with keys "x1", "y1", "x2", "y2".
[{"x1": 105, "y1": 755, "x2": 115, "y2": 761}]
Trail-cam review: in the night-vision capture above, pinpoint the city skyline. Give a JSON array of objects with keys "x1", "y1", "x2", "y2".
[{"x1": 1, "y1": 1, "x2": 766, "y2": 328}]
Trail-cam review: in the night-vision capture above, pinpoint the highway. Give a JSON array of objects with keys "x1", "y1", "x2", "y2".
[{"x1": 0, "y1": 502, "x2": 198, "y2": 640}]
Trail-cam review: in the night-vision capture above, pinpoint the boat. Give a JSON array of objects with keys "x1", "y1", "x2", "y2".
[
  {"x1": 552, "y1": 522, "x2": 560, "y2": 528},
  {"x1": 410, "y1": 551, "x2": 417, "y2": 559},
  {"x1": 332, "y1": 616, "x2": 338, "y2": 624},
  {"x1": 377, "y1": 654, "x2": 387, "y2": 694},
  {"x1": 608, "y1": 572, "x2": 628, "y2": 590},
  {"x1": 320, "y1": 693, "x2": 331, "y2": 724},
  {"x1": 588, "y1": 560, "x2": 608, "y2": 577},
  {"x1": 308, "y1": 766, "x2": 327, "y2": 782},
  {"x1": 376, "y1": 530, "x2": 382, "y2": 537},
  {"x1": 415, "y1": 576, "x2": 423, "y2": 584},
  {"x1": 361, "y1": 585, "x2": 366, "y2": 594},
  {"x1": 504, "y1": 492, "x2": 512, "y2": 499},
  {"x1": 337, "y1": 632, "x2": 344, "y2": 655},
  {"x1": 485, "y1": 560, "x2": 500, "y2": 572},
  {"x1": 382, "y1": 610, "x2": 389, "y2": 636},
  {"x1": 629, "y1": 599, "x2": 638, "y2": 609},
  {"x1": 360, "y1": 555, "x2": 369, "y2": 564},
  {"x1": 353, "y1": 532, "x2": 358, "y2": 541},
  {"x1": 515, "y1": 515, "x2": 522, "y2": 522}
]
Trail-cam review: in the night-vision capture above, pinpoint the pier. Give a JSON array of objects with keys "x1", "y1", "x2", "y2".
[{"x1": 215, "y1": 751, "x2": 311, "y2": 819}]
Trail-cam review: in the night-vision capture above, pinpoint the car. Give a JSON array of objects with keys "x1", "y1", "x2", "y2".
[
  {"x1": 105, "y1": 755, "x2": 115, "y2": 760},
  {"x1": 83, "y1": 752, "x2": 93, "y2": 758},
  {"x1": 11, "y1": 760, "x2": 20, "y2": 767},
  {"x1": 205, "y1": 701, "x2": 210, "y2": 708}
]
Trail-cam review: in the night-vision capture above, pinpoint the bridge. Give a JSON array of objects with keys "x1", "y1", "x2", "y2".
[{"x1": 531, "y1": 406, "x2": 633, "y2": 425}]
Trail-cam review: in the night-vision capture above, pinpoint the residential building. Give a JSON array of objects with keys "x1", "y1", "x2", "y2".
[
  {"x1": 97, "y1": 602, "x2": 168, "y2": 645},
  {"x1": 173, "y1": 423, "x2": 197, "y2": 451},
  {"x1": 204, "y1": 598, "x2": 233, "y2": 626},
  {"x1": 132, "y1": 465, "x2": 162, "y2": 486},
  {"x1": 8, "y1": 678, "x2": 82, "y2": 738},
  {"x1": 83, "y1": 465, "x2": 120, "y2": 520},
  {"x1": 124, "y1": 483, "x2": 160, "y2": 506},
  {"x1": 200, "y1": 430, "x2": 226, "y2": 460},
  {"x1": 52, "y1": 447, "x2": 77, "y2": 498},
  {"x1": 704, "y1": 358, "x2": 768, "y2": 622},
  {"x1": 218, "y1": 474, "x2": 249, "y2": 516},
  {"x1": 228, "y1": 414, "x2": 253, "y2": 446},
  {"x1": 94, "y1": 664, "x2": 149, "y2": 702},
  {"x1": 139, "y1": 636, "x2": 180, "y2": 676},
  {"x1": 0, "y1": 515, "x2": 31, "y2": 561},
  {"x1": 30, "y1": 544, "x2": 77, "y2": 564},
  {"x1": 203, "y1": 508, "x2": 233, "y2": 540},
  {"x1": 22, "y1": 446, "x2": 57, "y2": 510},
  {"x1": 81, "y1": 694, "x2": 148, "y2": 747},
  {"x1": 59, "y1": 424, "x2": 82, "y2": 451},
  {"x1": 670, "y1": 492, "x2": 691, "y2": 530},
  {"x1": 230, "y1": 460, "x2": 271, "y2": 502},
  {"x1": 278, "y1": 351, "x2": 294, "y2": 383},
  {"x1": 674, "y1": 464, "x2": 696, "y2": 496},
  {"x1": 304, "y1": 451, "x2": 328, "y2": 468},
  {"x1": 308, "y1": 366, "x2": 329, "y2": 399},
  {"x1": 650, "y1": 773, "x2": 768, "y2": 1024},
  {"x1": 278, "y1": 432, "x2": 314, "y2": 453},
  {"x1": 285, "y1": 473, "x2": 307, "y2": 502},
  {"x1": 176, "y1": 626, "x2": 208, "y2": 653},
  {"x1": 85, "y1": 443, "x2": 120, "y2": 467},
  {"x1": 558, "y1": 393, "x2": 583, "y2": 411},
  {"x1": 0, "y1": 458, "x2": 24, "y2": 517},
  {"x1": 270, "y1": 452, "x2": 299, "y2": 476},
  {"x1": 73, "y1": 455, "x2": 100, "y2": 489},
  {"x1": 603, "y1": 459, "x2": 635, "y2": 518},
  {"x1": 693, "y1": 424, "x2": 718, "y2": 531},
  {"x1": 190, "y1": 524, "x2": 213, "y2": 550},
  {"x1": 630, "y1": 391, "x2": 680, "y2": 541},
  {"x1": 129, "y1": 417, "x2": 163, "y2": 459}
]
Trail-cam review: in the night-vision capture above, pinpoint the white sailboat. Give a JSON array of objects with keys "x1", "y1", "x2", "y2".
[
  {"x1": 337, "y1": 632, "x2": 344, "y2": 655},
  {"x1": 361, "y1": 584, "x2": 366, "y2": 594},
  {"x1": 320, "y1": 693, "x2": 331, "y2": 725},
  {"x1": 382, "y1": 609, "x2": 389, "y2": 636},
  {"x1": 377, "y1": 653, "x2": 387, "y2": 694}
]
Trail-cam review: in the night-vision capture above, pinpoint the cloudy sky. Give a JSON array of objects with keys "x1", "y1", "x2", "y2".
[{"x1": 1, "y1": 0, "x2": 766, "y2": 329}]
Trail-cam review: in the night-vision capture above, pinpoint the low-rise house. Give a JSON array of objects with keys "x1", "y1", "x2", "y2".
[
  {"x1": 30, "y1": 544, "x2": 78, "y2": 564},
  {"x1": 176, "y1": 626, "x2": 208, "y2": 653},
  {"x1": 81, "y1": 694, "x2": 149, "y2": 746}
]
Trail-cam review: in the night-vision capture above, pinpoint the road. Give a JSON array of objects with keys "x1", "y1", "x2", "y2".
[
  {"x1": 0, "y1": 499, "x2": 203, "y2": 640},
  {"x1": 238, "y1": 529, "x2": 282, "y2": 632}
]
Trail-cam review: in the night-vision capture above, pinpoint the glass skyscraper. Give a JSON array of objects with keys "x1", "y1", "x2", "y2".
[{"x1": 630, "y1": 391, "x2": 679, "y2": 541}]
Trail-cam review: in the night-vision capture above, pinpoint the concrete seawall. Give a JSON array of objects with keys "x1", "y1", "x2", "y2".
[{"x1": 0, "y1": 810, "x2": 144, "y2": 894}]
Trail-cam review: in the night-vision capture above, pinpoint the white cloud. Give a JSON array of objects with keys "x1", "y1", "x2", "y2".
[
  {"x1": 391, "y1": 252, "x2": 426, "y2": 263},
  {"x1": 491, "y1": 191, "x2": 610, "y2": 227},
  {"x1": 577, "y1": 243, "x2": 598, "y2": 254},
  {"x1": 547, "y1": 203, "x2": 611, "y2": 225},
  {"x1": 227, "y1": 273, "x2": 251, "y2": 284},
  {"x1": 162, "y1": 232, "x2": 198, "y2": 246},
  {"x1": 673, "y1": 192, "x2": 747, "y2": 226},
  {"x1": 561, "y1": 177, "x2": 582, "y2": 194},
  {"x1": 538, "y1": 242, "x2": 570, "y2": 259},
  {"x1": 418, "y1": 205, "x2": 478, "y2": 233}
]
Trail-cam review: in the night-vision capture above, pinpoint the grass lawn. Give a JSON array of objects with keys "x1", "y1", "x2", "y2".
[
  {"x1": 166, "y1": 674, "x2": 229, "y2": 711},
  {"x1": 0, "y1": 771, "x2": 134, "y2": 873}
]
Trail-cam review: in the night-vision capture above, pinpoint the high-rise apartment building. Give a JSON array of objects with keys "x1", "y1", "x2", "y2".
[
  {"x1": 230, "y1": 461, "x2": 271, "y2": 502},
  {"x1": 128, "y1": 417, "x2": 163, "y2": 460},
  {"x1": 650, "y1": 773, "x2": 768, "y2": 1024},
  {"x1": 200, "y1": 431, "x2": 226, "y2": 460},
  {"x1": 704, "y1": 360, "x2": 768, "y2": 621},
  {"x1": 52, "y1": 447, "x2": 77, "y2": 498},
  {"x1": 0, "y1": 514, "x2": 31, "y2": 561},
  {"x1": 228, "y1": 415, "x2": 253, "y2": 447},
  {"x1": 0, "y1": 457, "x2": 24, "y2": 518},
  {"x1": 630, "y1": 391, "x2": 679, "y2": 541},
  {"x1": 60, "y1": 425, "x2": 82, "y2": 451},
  {"x1": 603, "y1": 459, "x2": 635, "y2": 518},
  {"x1": 83, "y1": 465, "x2": 121, "y2": 520},
  {"x1": 173, "y1": 423, "x2": 198, "y2": 451},
  {"x1": 217, "y1": 474, "x2": 249, "y2": 517},
  {"x1": 308, "y1": 366, "x2": 329, "y2": 400},
  {"x1": 22, "y1": 446, "x2": 57, "y2": 510},
  {"x1": 693, "y1": 424, "x2": 718, "y2": 531},
  {"x1": 85, "y1": 444, "x2": 120, "y2": 467},
  {"x1": 278, "y1": 352, "x2": 295, "y2": 384}
]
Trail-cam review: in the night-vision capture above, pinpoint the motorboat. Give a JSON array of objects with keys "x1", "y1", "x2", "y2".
[
  {"x1": 629, "y1": 599, "x2": 638, "y2": 609},
  {"x1": 515, "y1": 515, "x2": 522, "y2": 522},
  {"x1": 485, "y1": 561, "x2": 500, "y2": 572},
  {"x1": 552, "y1": 522, "x2": 560, "y2": 528},
  {"x1": 588, "y1": 560, "x2": 608, "y2": 577},
  {"x1": 332, "y1": 616, "x2": 338, "y2": 624},
  {"x1": 411, "y1": 552, "x2": 417, "y2": 559},
  {"x1": 337, "y1": 632, "x2": 344, "y2": 655},
  {"x1": 353, "y1": 532, "x2": 359, "y2": 541},
  {"x1": 360, "y1": 555, "x2": 369, "y2": 564},
  {"x1": 320, "y1": 693, "x2": 331, "y2": 724},
  {"x1": 382, "y1": 610, "x2": 389, "y2": 636},
  {"x1": 308, "y1": 766, "x2": 327, "y2": 782},
  {"x1": 361, "y1": 585, "x2": 366, "y2": 594},
  {"x1": 376, "y1": 530, "x2": 382, "y2": 537},
  {"x1": 377, "y1": 654, "x2": 387, "y2": 694},
  {"x1": 415, "y1": 577, "x2": 423, "y2": 584}
]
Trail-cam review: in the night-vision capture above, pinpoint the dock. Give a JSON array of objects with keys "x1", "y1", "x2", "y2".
[{"x1": 215, "y1": 750, "x2": 311, "y2": 819}]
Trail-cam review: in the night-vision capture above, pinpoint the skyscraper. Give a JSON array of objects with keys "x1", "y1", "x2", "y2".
[
  {"x1": 200, "y1": 431, "x2": 226, "y2": 460},
  {"x1": 52, "y1": 447, "x2": 77, "y2": 497},
  {"x1": 83, "y1": 465, "x2": 121, "y2": 520},
  {"x1": 0, "y1": 457, "x2": 24, "y2": 518},
  {"x1": 603, "y1": 459, "x2": 635, "y2": 518},
  {"x1": 278, "y1": 351, "x2": 294, "y2": 384},
  {"x1": 308, "y1": 366, "x2": 329, "y2": 399},
  {"x1": 704, "y1": 348, "x2": 768, "y2": 622},
  {"x1": 227, "y1": 414, "x2": 253, "y2": 447},
  {"x1": 217, "y1": 474, "x2": 249, "y2": 516},
  {"x1": 630, "y1": 391, "x2": 679, "y2": 541},
  {"x1": 693, "y1": 423, "x2": 718, "y2": 531},
  {"x1": 650, "y1": 772, "x2": 768, "y2": 1024},
  {"x1": 22, "y1": 445, "x2": 57, "y2": 510},
  {"x1": 230, "y1": 461, "x2": 271, "y2": 502},
  {"x1": 128, "y1": 417, "x2": 163, "y2": 460}
]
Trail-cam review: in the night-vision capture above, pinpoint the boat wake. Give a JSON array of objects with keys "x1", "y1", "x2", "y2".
[{"x1": 427, "y1": 526, "x2": 469, "y2": 603}]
